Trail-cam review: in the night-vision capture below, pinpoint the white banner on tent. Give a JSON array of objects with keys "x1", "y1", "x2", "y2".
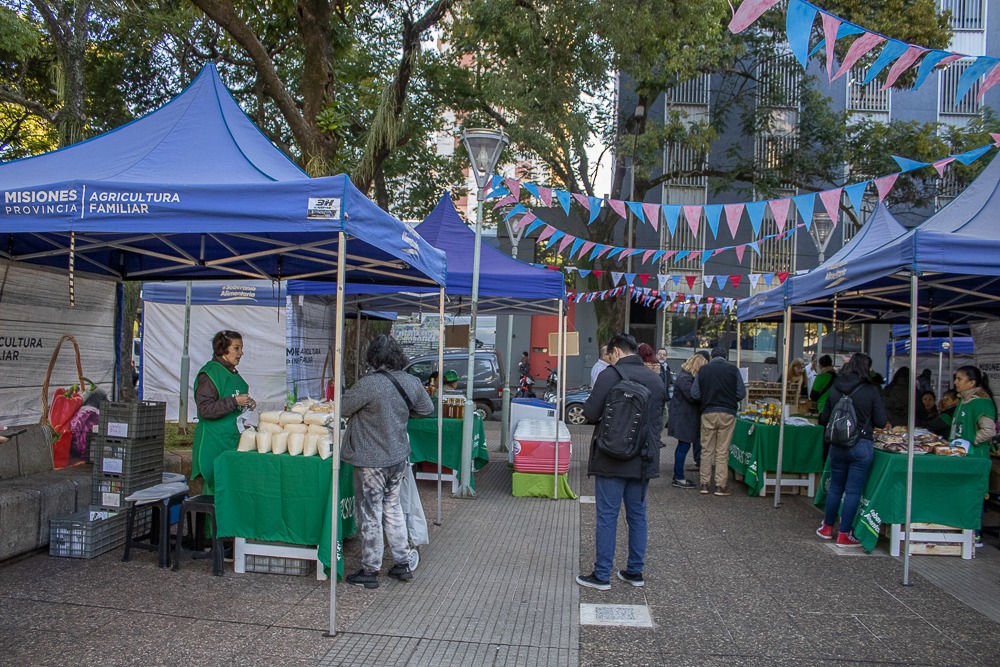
[
  {"x1": 286, "y1": 296, "x2": 335, "y2": 401},
  {"x1": 141, "y1": 291, "x2": 288, "y2": 421},
  {"x1": 0, "y1": 261, "x2": 116, "y2": 424},
  {"x1": 970, "y1": 321, "x2": 1000, "y2": 413}
]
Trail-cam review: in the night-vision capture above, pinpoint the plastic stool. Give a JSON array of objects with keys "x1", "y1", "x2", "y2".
[
  {"x1": 173, "y1": 495, "x2": 224, "y2": 576},
  {"x1": 122, "y1": 488, "x2": 187, "y2": 568}
]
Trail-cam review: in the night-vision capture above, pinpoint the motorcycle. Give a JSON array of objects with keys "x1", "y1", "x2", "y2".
[
  {"x1": 545, "y1": 363, "x2": 558, "y2": 392},
  {"x1": 515, "y1": 370, "x2": 535, "y2": 398}
]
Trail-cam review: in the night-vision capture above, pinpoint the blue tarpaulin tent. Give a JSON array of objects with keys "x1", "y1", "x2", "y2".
[{"x1": 287, "y1": 193, "x2": 566, "y2": 314}]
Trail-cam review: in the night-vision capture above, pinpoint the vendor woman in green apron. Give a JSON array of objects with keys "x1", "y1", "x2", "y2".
[
  {"x1": 950, "y1": 365, "x2": 996, "y2": 459},
  {"x1": 192, "y1": 330, "x2": 256, "y2": 494}
]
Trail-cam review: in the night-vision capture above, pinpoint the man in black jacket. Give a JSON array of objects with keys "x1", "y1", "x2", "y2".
[
  {"x1": 691, "y1": 345, "x2": 746, "y2": 496},
  {"x1": 576, "y1": 333, "x2": 664, "y2": 591}
]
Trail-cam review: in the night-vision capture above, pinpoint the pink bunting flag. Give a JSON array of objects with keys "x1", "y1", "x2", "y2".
[
  {"x1": 642, "y1": 250, "x2": 657, "y2": 264},
  {"x1": 557, "y1": 235, "x2": 575, "y2": 254},
  {"x1": 642, "y1": 203, "x2": 661, "y2": 231},
  {"x1": 683, "y1": 205, "x2": 701, "y2": 236},
  {"x1": 537, "y1": 225, "x2": 556, "y2": 242},
  {"x1": 572, "y1": 192, "x2": 590, "y2": 210},
  {"x1": 818, "y1": 188, "x2": 843, "y2": 223},
  {"x1": 874, "y1": 174, "x2": 899, "y2": 201},
  {"x1": 596, "y1": 246, "x2": 614, "y2": 260},
  {"x1": 662, "y1": 251, "x2": 677, "y2": 261},
  {"x1": 492, "y1": 195, "x2": 517, "y2": 209},
  {"x1": 833, "y1": 33, "x2": 886, "y2": 80},
  {"x1": 724, "y1": 203, "x2": 744, "y2": 238},
  {"x1": 609, "y1": 199, "x2": 627, "y2": 219},
  {"x1": 992, "y1": 133, "x2": 1000, "y2": 148},
  {"x1": 882, "y1": 46, "x2": 927, "y2": 90},
  {"x1": 537, "y1": 186, "x2": 553, "y2": 207},
  {"x1": 933, "y1": 157, "x2": 955, "y2": 177},
  {"x1": 504, "y1": 178, "x2": 521, "y2": 201},
  {"x1": 938, "y1": 53, "x2": 964, "y2": 68},
  {"x1": 768, "y1": 198, "x2": 790, "y2": 233},
  {"x1": 979, "y1": 63, "x2": 1000, "y2": 101},
  {"x1": 617, "y1": 248, "x2": 631, "y2": 261},
  {"x1": 514, "y1": 211, "x2": 537, "y2": 231},
  {"x1": 578, "y1": 241, "x2": 596, "y2": 259},
  {"x1": 821, "y1": 12, "x2": 841, "y2": 79},
  {"x1": 735, "y1": 246, "x2": 746, "y2": 264},
  {"x1": 727, "y1": 0, "x2": 783, "y2": 33}
]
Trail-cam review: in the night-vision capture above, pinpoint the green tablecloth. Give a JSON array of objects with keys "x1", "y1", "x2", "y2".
[
  {"x1": 728, "y1": 419, "x2": 825, "y2": 495},
  {"x1": 214, "y1": 451, "x2": 356, "y2": 578},
  {"x1": 814, "y1": 449, "x2": 991, "y2": 552},
  {"x1": 407, "y1": 415, "x2": 489, "y2": 489}
]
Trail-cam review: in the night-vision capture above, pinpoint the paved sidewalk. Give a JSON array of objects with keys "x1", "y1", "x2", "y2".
[{"x1": 2, "y1": 420, "x2": 1000, "y2": 666}]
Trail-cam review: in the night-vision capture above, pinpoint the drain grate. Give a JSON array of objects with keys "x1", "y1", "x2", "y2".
[
  {"x1": 580, "y1": 603, "x2": 653, "y2": 628},
  {"x1": 579, "y1": 495, "x2": 595, "y2": 504}
]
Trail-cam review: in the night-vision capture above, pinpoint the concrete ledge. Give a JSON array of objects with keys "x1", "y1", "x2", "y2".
[{"x1": 0, "y1": 465, "x2": 91, "y2": 562}]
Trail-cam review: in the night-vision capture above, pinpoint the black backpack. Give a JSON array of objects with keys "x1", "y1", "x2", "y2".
[
  {"x1": 824, "y1": 384, "x2": 863, "y2": 449},
  {"x1": 593, "y1": 365, "x2": 652, "y2": 460}
]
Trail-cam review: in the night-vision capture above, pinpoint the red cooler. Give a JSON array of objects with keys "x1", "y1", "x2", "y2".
[{"x1": 513, "y1": 419, "x2": 571, "y2": 474}]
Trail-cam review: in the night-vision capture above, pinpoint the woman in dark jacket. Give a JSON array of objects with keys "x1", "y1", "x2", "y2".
[
  {"x1": 667, "y1": 351, "x2": 709, "y2": 488},
  {"x1": 816, "y1": 352, "x2": 887, "y2": 547},
  {"x1": 883, "y1": 366, "x2": 916, "y2": 426}
]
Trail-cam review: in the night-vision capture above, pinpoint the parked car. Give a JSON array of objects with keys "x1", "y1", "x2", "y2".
[
  {"x1": 544, "y1": 386, "x2": 591, "y2": 426},
  {"x1": 404, "y1": 349, "x2": 505, "y2": 420}
]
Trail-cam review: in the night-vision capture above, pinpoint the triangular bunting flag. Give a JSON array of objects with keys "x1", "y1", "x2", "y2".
[
  {"x1": 727, "y1": 0, "x2": 783, "y2": 33},
  {"x1": 683, "y1": 205, "x2": 701, "y2": 236},
  {"x1": 626, "y1": 201, "x2": 644, "y2": 223},
  {"x1": 769, "y1": 198, "x2": 790, "y2": 233},
  {"x1": 776, "y1": 272, "x2": 790, "y2": 284},
  {"x1": 624, "y1": 273, "x2": 637, "y2": 286},
  {"x1": 818, "y1": 188, "x2": 843, "y2": 224},
  {"x1": 763, "y1": 273, "x2": 775, "y2": 286},
  {"x1": 730, "y1": 275, "x2": 742, "y2": 289},
  {"x1": 671, "y1": 275, "x2": 682, "y2": 286},
  {"x1": 833, "y1": 32, "x2": 886, "y2": 80},
  {"x1": 524, "y1": 182, "x2": 541, "y2": 202},
  {"x1": 492, "y1": 194, "x2": 517, "y2": 208},
  {"x1": 658, "y1": 274, "x2": 668, "y2": 290},
  {"x1": 578, "y1": 269, "x2": 591, "y2": 278},
  {"x1": 578, "y1": 240, "x2": 596, "y2": 259},
  {"x1": 724, "y1": 203, "x2": 744, "y2": 238},
  {"x1": 525, "y1": 219, "x2": 545, "y2": 235},
  {"x1": 716, "y1": 275, "x2": 728, "y2": 290},
  {"x1": 588, "y1": 197, "x2": 603, "y2": 224},
  {"x1": 503, "y1": 203, "x2": 527, "y2": 220},
  {"x1": 863, "y1": 39, "x2": 909, "y2": 84},
  {"x1": 792, "y1": 193, "x2": 816, "y2": 230},
  {"x1": 952, "y1": 144, "x2": 992, "y2": 165},
  {"x1": 883, "y1": 45, "x2": 928, "y2": 90},
  {"x1": 692, "y1": 294, "x2": 703, "y2": 305},
  {"x1": 913, "y1": 50, "x2": 952, "y2": 90},
  {"x1": 569, "y1": 238, "x2": 584, "y2": 258},
  {"x1": 609, "y1": 198, "x2": 627, "y2": 220},
  {"x1": 514, "y1": 211, "x2": 537, "y2": 231},
  {"x1": 537, "y1": 186, "x2": 553, "y2": 207},
  {"x1": 821, "y1": 12, "x2": 841, "y2": 79},
  {"x1": 735, "y1": 245, "x2": 746, "y2": 263},
  {"x1": 955, "y1": 56, "x2": 999, "y2": 106},
  {"x1": 642, "y1": 249, "x2": 656, "y2": 264},
  {"x1": 701, "y1": 249, "x2": 713, "y2": 264},
  {"x1": 745, "y1": 201, "x2": 767, "y2": 237},
  {"x1": 652, "y1": 250, "x2": 666, "y2": 264},
  {"x1": 843, "y1": 181, "x2": 868, "y2": 215},
  {"x1": 611, "y1": 271, "x2": 623, "y2": 286},
  {"x1": 642, "y1": 202, "x2": 661, "y2": 231},
  {"x1": 874, "y1": 173, "x2": 899, "y2": 200},
  {"x1": 556, "y1": 190, "x2": 572, "y2": 215},
  {"x1": 703, "y1": 275, "x2": 715, "y2": 290},
  {"x1": 749, "y1": 241, "x2": 761, "y2": 256},
  {"x1": 749, "y1": 273, "x2": 762, "y2": 289},
  {"x1": 786, "y1": 0, "x2": 818, "y2": 67},
  {"x1": 557, "y1": 234, "x2": 574, "y2": 254},
  {"x1": 685, "y1": 275, "x2": 697, "y2": 290},
  {"x1": 596, "y1": 245, "x2": 614, "y2": 260},
  {"x1": 504, "y1": 178, "x2": 521, "y2": 200},
  {"x1": 704, "y1": 204, "x2": 723, "y2": 239},
  {"x1": 892, "y1": 155, "x2": 930, "y2": 173},
  {"x1": 933, "y1": 157, "x2": 955, "y2": 177},
  {"x1": 662, "y1": 205, "x2": 680, "y2": 236},
  {"x1": 572, "y1": 192, "x2": 590, "y2": 210}
]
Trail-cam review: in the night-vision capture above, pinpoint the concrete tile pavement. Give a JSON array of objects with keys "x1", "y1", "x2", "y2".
[{"x1": 2, "y1": 419, "x2": 999, "y2": 666}]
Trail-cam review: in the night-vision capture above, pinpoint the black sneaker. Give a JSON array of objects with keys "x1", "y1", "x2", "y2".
[
  {"x1": 575, "y1": 572, "x2": 611, "y2": 591},
  {"x1": 616, "y1": 570, "x2": 645, "y2": 587},
  {"x1": 346, "y1": 568, "x2": 379, "y2": 589},
  {"x1": 672, "y1": 478, "x2": 696, "y2": 489},
  {"x1": 387, "y1": 563, "x2": 413, "y2": 582}
]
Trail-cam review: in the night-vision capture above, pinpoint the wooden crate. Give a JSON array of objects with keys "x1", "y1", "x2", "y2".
[{"x1": 889, "y1": 522, "x2": 975, "y2": 559}]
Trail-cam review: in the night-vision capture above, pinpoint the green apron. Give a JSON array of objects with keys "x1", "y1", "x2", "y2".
[
  {"x1": 191, "y1": 360, "x2": 248, "y2": 494},
  {"x1": 950, "y1": 394, "x2": 996, "y2": 459}
]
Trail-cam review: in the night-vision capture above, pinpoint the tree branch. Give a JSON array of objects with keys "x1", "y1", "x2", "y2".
[{"x1": 0, "y1": 87, "x2": 56, "y2": 122}]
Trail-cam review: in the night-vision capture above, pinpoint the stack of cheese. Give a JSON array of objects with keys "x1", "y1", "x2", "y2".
[{"x1": 236, "y1": 400, "x2": 335, "y2": 459}]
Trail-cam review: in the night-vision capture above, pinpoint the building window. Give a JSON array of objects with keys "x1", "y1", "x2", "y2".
[
  {"x1": 749, "y1": 208, "x2": 795, "y2": 275},
  {"x1": 847, "y1": 67, "x2": 890, "y2": 113},
  {"x1": 666, "y1": 74, "x2": 711, "y2": 106},
  {"x1": 940, "y1": 59, "x2": 982, "y2": 115},
  {"x1": 757, "y1": 50, "x2": 801, "y2": 109},
  {"x1": 665, "y1": 143, "x2": 707, "y2": 188},
  {"x1": 943, "y1": 0, "x2": 984, "y2": 31}
]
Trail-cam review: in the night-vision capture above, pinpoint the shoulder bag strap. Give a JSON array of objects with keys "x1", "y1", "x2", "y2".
[{"x1": 378, "y1": 370, "x2": 414, "y2": 410}]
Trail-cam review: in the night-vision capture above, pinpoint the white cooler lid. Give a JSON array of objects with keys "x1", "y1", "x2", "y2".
[{"x1": 513, "y1": 418, "x2": 571, "y2": 442}]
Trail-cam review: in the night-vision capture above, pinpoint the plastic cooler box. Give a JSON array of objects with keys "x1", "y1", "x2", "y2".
[
  {"x1": 507, "y1": 397, "x2": 557, "y2": 453},
  {"x1": 513, "y1": 418, "x2": 571, "y2": 474}
]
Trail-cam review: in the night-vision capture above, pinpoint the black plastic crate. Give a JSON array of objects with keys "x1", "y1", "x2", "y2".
[
  {"x1": 91, "y1": 470, "x2": 163, "y2": 510},
  {"x1": 98, "y1": 401, "x2": 166, "y2": 439},
  {"x1": 91, "y1": 435, "x2": 164, "y2": 479},
  {"x1": 49, "y1": 507, "x2": 152, "y2": 559}
]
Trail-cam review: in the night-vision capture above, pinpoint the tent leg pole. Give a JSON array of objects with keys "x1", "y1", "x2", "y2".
[
  {"x1": 553, "y1": 301, "x2": 565, "y2": 500},
  {"x1": 498, "y1": 313, "x2": 514, "y2": 453},
  {"x1": 436, "y1": 288, "x2": 445, "y2": 525},
  {"x1": 904, "y1": 272, "x2": 919, "y2": 586},
  {"x1": 775, "y1": 306, "x2": 791, "y2": 509},
  {"x1": 328, "y1": 232, "x2": 347, "y2": 637}
]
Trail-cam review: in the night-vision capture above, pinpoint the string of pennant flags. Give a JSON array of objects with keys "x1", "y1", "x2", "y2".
[
  {"x1": 566, "y1": 286, "x2": 740, "y2": 315},
  {"x1": 487, "y1": 138, "x2": 1000, "y2": 252},
  {"x1": 541, "y1": 263, "x2": 800, "y2": 291},
  {"x1": 730, "y1": 0, "x2": 1000, "y2": 106}
]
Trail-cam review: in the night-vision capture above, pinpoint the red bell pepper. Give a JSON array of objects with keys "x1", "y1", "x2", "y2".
[{"x1": 49, "y1": 385, "x2": 83, "y2": 434}]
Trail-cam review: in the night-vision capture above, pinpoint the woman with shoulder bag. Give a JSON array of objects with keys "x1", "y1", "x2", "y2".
[{"x1": 815, "y1": 353, "x2": 887, "y2": 547}]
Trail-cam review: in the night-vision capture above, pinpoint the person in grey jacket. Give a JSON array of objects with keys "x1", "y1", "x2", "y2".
[
  {"x1": 341, "y1": 335, "x2": 433, "y2": 589},
  {"x1": 575, "y1": 333, "x2": 664, "y2": 591},
  {"x1": 691, "y1": 346, "x2": 746, "y2": 496}
]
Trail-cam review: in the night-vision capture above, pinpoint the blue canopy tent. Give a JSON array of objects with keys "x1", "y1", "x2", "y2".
[{"x1": 0, "y1": 63, "x2": 446, "y2": 634}]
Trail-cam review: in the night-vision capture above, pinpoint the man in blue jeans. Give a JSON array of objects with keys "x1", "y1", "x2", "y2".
[{"x1": 576, "y1": 333, "x2": 664, "y2": 591}]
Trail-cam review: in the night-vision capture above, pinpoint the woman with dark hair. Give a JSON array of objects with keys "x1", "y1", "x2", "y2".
[
  {"x1": 816, "y1": 352, "x2": 887, "y2": 547},
  {"x1": 950, "y1": 365, "x2": 996, "y2": 459},
  {"x1": 667, "y1": 351, "x2": 709, "y2": 488},
  {"x1": 809, "y1": 355, "x2": 837, "y2": 414},
  {"x1": 883, "y1": 366, "x2": 920, "y2": 426},
  {"x1": 340, "y1": 335, "x2": 433, "y2": 589},
  {"x1": 191, "y1": 330, "x2": 256, "y2": 495}
]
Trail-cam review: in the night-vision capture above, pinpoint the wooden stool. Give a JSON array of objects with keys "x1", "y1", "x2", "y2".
[{"x1": 173, "y1": 495, "x2": 224, "y2": 576}]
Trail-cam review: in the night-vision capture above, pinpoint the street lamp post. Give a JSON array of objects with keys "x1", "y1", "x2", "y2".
[
  {"x1": 809, "y1": 212, "x2": 836, "y2": 355},
  {"x1": 498, "y1": 214, "x2": 526, "y2": 454},
  {"x1": 458, "y1": 128, "x2": 509, "y2": 498}
]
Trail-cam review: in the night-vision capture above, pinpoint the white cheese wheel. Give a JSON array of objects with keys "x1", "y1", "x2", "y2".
[
  {"x1": 278, "y1": 411, "x2": 304, "y2": 425},
  {"x1": 237, "y1": 427, "x2": 257, "y2": 452},
  {"x1": 271, "y1": 431, "x2": 289, "y2": 455},
  {"x1": 287, "y1": 432, "x2": 305, "y2": 456},
  {"x1": 317, "y1": 436, "x2": 332, "y2": 460},
  {"x1": 303, "y1": 433, "x2": 319, "y2": 457},
  {"x1": 255, "y1": 430, "x2": 272, "y2": 454},
  {"x1": 282, "y1": 423, "x2": 308, "y2": 435},
  {"x1": 259, "y1": 410, "x2": 282, "y2": 424}
]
